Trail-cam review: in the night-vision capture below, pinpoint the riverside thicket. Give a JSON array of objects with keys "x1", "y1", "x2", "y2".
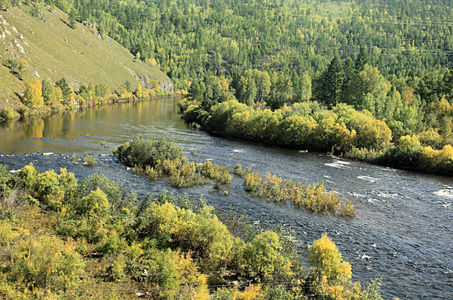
[{"x1": 0, "y1": 163, "x2": 382, "y2": 299}]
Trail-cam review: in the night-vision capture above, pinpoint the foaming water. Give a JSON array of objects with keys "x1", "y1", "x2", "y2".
[{"x1": 1, "y1": 98, "x2": 453, "y2": 299}]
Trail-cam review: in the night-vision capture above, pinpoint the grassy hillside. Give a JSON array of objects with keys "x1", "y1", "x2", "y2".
[{"x1": 0, "y1": 6, "x2": 172, "y2": 107}]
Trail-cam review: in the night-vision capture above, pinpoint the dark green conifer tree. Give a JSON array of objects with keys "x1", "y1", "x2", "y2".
[{"x1": 355, "y1": 47, "x2": 369, "y2": 71}]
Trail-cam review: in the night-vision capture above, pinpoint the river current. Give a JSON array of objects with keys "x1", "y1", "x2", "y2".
[{"x1": 0, "y1": 98, "x2": 452, "y2": 299}]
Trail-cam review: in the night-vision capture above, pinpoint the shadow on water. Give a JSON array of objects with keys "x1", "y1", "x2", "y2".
[{"x1": 1, "y1": 97, "x2": 452, "y2": 299}]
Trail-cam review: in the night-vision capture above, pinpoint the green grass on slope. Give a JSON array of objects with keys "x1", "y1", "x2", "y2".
[{"x1": 0, "y1": 7, "x2": 171, "y2": 107}]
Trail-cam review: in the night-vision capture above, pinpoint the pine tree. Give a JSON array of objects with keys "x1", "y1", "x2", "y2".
[
  {"x1": 187, "y1": 80, "x2": 205, "y2": 102},
  {"x1": 341, "y1": 57, "x2": 355, "y2": 103},
  {"x1": 55, "y1": 78, "x2": 73, "y2": 105},
  {"x1": 355, "y1": 47, "x2": 369, "y2": 71},
  {"x1": 318, "y1": 55, "x2": 343, "y2": 107},
  {"x1": 41, "y1": 80, "x2": 54, "y2": 105},
  {"x1": 68, "y1": 8, "x2": 77, "y2": 29}
]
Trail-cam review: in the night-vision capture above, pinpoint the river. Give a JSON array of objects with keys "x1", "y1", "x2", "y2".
[{"x1": 0, "y1": 98, "x2": 452, "y2": 299}]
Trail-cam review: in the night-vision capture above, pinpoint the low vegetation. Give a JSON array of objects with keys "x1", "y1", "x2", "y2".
[
  {"x1": 114, "y1": 136, "x2": 232, "y2": 188},
  {"x1": 115, "y1": 136, "x2": 356, "y2": 217},
  {"x1": 0, "y1": 163, "x2": 382, "y2": 299},
  {"x1": 240, "y1": 167, "x2": 356, "y2": 217},
  {"x1": 83, "y1": 153, "x2": 97, "y2": 166}
]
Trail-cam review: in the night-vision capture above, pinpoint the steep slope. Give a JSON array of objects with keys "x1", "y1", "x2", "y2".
[{"x1": 0, "y1": 6, "x2": 172, "y2": 107}]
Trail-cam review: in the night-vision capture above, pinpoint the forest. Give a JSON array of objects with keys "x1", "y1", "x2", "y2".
[
  {"x1": 2, "y1": 0, "x2": 452, "y2": 89},
  {"x1": 3, "y1": 0, "x2": 449, "y2": 174}
]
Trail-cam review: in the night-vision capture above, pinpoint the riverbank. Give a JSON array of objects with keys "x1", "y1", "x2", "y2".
[
  {"x1": 0, "y1": 97, "x2": 451, "y2": 299},
  {"x1": 179, "y1": 98, "x2": 453, "y2": 177},
  {"x1": 0, "y1": 148, "x2": 381, "y2": 298},
  {"x1": 0, "y1": 92, "x2": 182, "y2": 125}
]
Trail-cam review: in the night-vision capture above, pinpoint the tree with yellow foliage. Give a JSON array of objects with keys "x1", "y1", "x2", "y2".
[
  {"x1": 135, "y1": 83, "x2": 148, "y2": 99},
  {"x1": 22, "y1": 79, "x2": 44, "y2": 108},
  {"x1": 308, "y1": 233, "x2": 354, "y2": 299},
  {"x1": 309, "y1": 233, "x2": 351, "y2": 281},
  {"x1": 54, "y1": 86, "x2": 64, "y2": 104}
]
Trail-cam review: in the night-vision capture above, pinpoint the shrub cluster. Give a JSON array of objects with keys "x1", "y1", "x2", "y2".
[
  {"x1": 182, "y1": 96, "x2": 453, "y2": 176},
  {"x1": 114, "y1": 136, "x2": 183, "y2": 169},
  {"x1": 115, "y1": 138, "x2": 356, "y2": 217},
  {"x1": 182, "y1": 100, "x2": 391, "y2": 154},
  {"x1": 369, "y1": 135, "x2": 453, "y2": 176},
  {"x1": 115, "y1": 136, "x2": 232, "y2": 187},
  {"x1": 0, "y1": 163, "x2": 382, "y2": 298}
]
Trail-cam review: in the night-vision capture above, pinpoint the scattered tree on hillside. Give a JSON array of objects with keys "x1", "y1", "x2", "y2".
[{"x1": 23, "y1": 79, "x2": 44, "y2": 108}]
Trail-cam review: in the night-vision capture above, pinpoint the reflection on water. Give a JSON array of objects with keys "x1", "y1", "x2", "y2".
[
  {"x1": 1, "y1": 97, "x2": 453, "y2": 299},
  {"x1": 0, "y1": 99, "x2": 188, "y2": 154}
]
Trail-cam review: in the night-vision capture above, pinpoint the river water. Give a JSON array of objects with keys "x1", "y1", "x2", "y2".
[{"x1": 0, "y1": 98, "x2": 452, "y2": 299}]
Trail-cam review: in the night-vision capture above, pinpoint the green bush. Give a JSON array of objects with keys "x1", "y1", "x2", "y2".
[
  {"x1": 36, "y1": 169, "x2": 60, "y2": 198},
  {"x1": 308, "y1": 233, "x2": 351, "y2": 282},
  {"x1": 17, "y1": 163, "x2": 38, "y2": 191},
  {"x1": 242, "y1": 231, "x2": 292, "y2": 281},
  {"x1": 0, "y1": 164, "x2": 15, "y2": 197},
  {"x1": 136, "y1": 202, "x2": 237, "y2": 269},
  {"x1": 9, "y1": 235, "x2": 85, "y2": 292},
  {"x1": 106, "y1": 254, "x2": 126, "y2": 281},
  {"x1": 78, "y1": 188, "x2": 110, "y2": 219},
  {"x1": 146, "y1": 190, "x2": 207, "y2": 213},
  {"x1": 78, "y1": 174, "x2": 123, "y2": 205},
  {"x1": 0, "y1": 108, "x2": 19, "y2": 122},
  {"x1": 83, "y1": 153, "x2": 97, "y2": 166},
  {"x1": 114, "y1": 136, "x2": 183, "y2": 168},
  {"x1": 96, "y1": 226, "x2": 127, "y2": 254}
]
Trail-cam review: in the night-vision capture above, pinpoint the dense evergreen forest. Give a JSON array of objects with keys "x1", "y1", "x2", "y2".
[{"x1": 2, "y1": 0, "x2": 452, "y2": 90}]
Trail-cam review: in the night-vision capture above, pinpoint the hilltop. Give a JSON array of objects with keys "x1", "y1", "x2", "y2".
[{"x1": 0, "y1": 6, "x2": 172, "y2": 107}]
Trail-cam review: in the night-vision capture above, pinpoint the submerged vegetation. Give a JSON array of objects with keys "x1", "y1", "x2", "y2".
[
  {"x1": 241, "y1": 168, "x2": 356, "y2": 217},
  {"x1": 114, "y1": 136, "x2": 356, "y2": 217},
  {"x1": 0, "y1": 163, "x2": 382, "y2": 299},
  {"x1": 114, "y1": 136, "x2": 232, "y2": 188}
]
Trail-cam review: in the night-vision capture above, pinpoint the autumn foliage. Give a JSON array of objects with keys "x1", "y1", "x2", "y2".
[{"x1": 0, "y1": 162, "x2": 381, "y2": 299}]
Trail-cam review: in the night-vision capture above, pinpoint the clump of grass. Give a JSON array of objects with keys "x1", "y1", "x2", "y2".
[
  {"x1": 243, "y1": 170, "x2": 260, "y2": 193},
  {"x1": 72, "y1": 153, "x2": 81, "y2": 163},
  {"x1": 83, "y1": 154, "x2": 97, "y2": 166},
  {"x1": 233, "y1": 164, "x2": 246, "y2": 177},
  {"x1": 201, "y1": 160, "x2": 231, "y2": 184},
  {"x1": 242, "y1": 170, "x2": 355, "y2": 217},
  {"x1": 338, "y1": 200, "x2": 357, "y2": 218}
]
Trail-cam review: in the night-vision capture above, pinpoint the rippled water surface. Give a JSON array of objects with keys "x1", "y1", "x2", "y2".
[{"x1": 1, "y1": 98, "x2": 452, "y2": 299}]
